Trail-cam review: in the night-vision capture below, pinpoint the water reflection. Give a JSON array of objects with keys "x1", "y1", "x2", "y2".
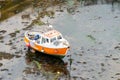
[{"x1": 25, "y1": 51, "x2": 70, "y2": 80}]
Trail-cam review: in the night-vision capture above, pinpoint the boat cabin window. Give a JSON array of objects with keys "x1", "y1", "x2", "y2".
[
  {"x1": 50, "y1": 37, "x2": 56, "y2": 43},
  {"x1": 41, "y1": 37, "x2": 49, "y2": 44},
  {"x1": 41, "y1": 37, "x2": 46, "y2": 44},
  {"x1": 57, "y1": 35, "x2": 62, "y2": 40},
  {"x1": 46, "y1": 38, "x2": 49, "y2": 43}
]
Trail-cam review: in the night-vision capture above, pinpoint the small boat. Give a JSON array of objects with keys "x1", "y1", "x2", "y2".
[{"x1": 24, "y1": 26, "x2": 70, "y2": 57}]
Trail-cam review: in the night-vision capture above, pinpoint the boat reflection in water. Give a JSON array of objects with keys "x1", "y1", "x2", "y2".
[{"x1": 25, "y1": 51, "x2": 70, "y2": 80}]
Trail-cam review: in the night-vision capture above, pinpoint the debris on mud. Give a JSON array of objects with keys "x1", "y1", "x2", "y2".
[
  {"x1": 0, "y1": 30, "x2": 7, "y2": 35},
  {"x1": 32, "y1": 19, "x2": 45, "y2": 25},
  {"x1": 0, "y1": 52, "x2": 21, "y2": 60},
  {"x1": 68, "y1": 58, "x2": 73, "y2": 65},
  {"x1": 114, "y1": 46, "x2": 120, "y2": 50},
  {"x1": 9, "y1": 32, "x2": 17, "y2": 38},
  {"x1": 114, "y1": 16, "x2": 118, "y2": 18},
  {"x1": 0, "y1": 40, "x2": 4, "y2": 43},
  {"x1": 15, "y1": 30, "x2": 20, "y2": 33},
  {"x1": 11, "y1": 46, "x2": 17, "y2": 50},
  {"x1": 87, "y1": 35, "x2": 96, "y2": 42},
  {"x1": 105, "y1": 55, "x2": 112, "y2": 58},
  {"x1": 101, "y1": 63, "x2": 105, "y2": 66},
  {"x1": 0, "y1": 77, "x2": 2, "y2": 80},
  {"x1": 8, "y1": 73, "x2": 12, "y2": 75},
  {"x1": 80, "y1": 77, "x2": 86, "y2": 80},
  {"x1": 0, "y1": 36, "x2": 4, "y2": 43},
  {"x1": 23, "y1": 67, "x2": 36, "y2": 74},
  {"x1": 24, "y1": 52, "x2": 69, "y2": 79},
  {"x1": 0, "y1": 36, "x2": 4, "y2": 40},
  {"x1": 5, "y1": 40, "x2": 13, "y2": 45},
  {"x1": 76, "y1": 61, "x2": 87, "y2": 64},
  {"x1": 38, "y1": 11, "x2": 55, "y2": 18},
  {"x1": 1, "y1": 69, "x2": 9, "y2": 72},
  {"x1": 15, "y1": 55, "x2": 21, "y2": 58},
  {"x1": 112, "y1": 58, "x2": 119, "y2": 60},
  {"x1": 0, "y1": 63, "x2": 3, "y2": 67},
  {"x1": 116, "y1": 73, "x2": 120, "y2": 75},
  {"x1": 0, "y1": 52, "x2": 14, "y2": 60}
]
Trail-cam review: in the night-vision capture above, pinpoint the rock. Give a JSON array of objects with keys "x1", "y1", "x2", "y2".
[
  {"x1": 114, "y1": 16, "x2": 118, "y2": 18},
  {"x1": 1, "y1": 68, "x2": 9, "y2": 71},
  {"x1": 0, "y1": 63, "x2": 3, "y2": 67},
  {"x1": 80, "y1": 77, "x2": 86, "y2": 80},
  {"x1": 116, "y1": 73, "x2": 120, "y2": 75},
  {"x1": 101, "y1": 63, "x2": 104, "y2": 66},
  {"x1": 112, "y1": 58, "x2": 119, "y2": 60},
  {"x1": 0, "y1": 52, "x2": 15, "y2": 60},
  {"x1": 83, "y1": 62, "x2": 87, "y2": 64},
  {"x1": 114, "y1": 46, "x2": 120, "y2": 50}
]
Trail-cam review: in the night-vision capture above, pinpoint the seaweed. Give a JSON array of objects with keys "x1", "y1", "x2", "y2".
[
  {"x1": 0, "y1": 36, "x2": 4, "y2": 40},
  {"x1": 0, "y1": 63, "x2": 3, "y2": 67},
  {"x1": 0, "y1": 52, "x2": 14, "y2": 60},
  {"x1": 9, "y1": 32, "x2": 16, "y2": 37},
  {"x1": 87, "y1": 34, "x2": 96, "y2": 43}
]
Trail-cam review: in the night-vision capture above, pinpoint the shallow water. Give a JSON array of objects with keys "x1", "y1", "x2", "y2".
[{"x1": 0, "y1": 1, "x2": 120, "y2": 80}]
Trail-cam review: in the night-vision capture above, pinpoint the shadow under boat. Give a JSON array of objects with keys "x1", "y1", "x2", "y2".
[{"x1": 25, "y1": 51, "x2": 70, "y2": 80}]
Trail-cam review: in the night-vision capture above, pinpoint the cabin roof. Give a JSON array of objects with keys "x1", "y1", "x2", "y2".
[{"x1": 43, "y1": 30, "x2": 61, "y2": 38}]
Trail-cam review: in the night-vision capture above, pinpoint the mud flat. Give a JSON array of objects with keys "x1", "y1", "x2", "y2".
[
  {"x1": 0, "y1": 3, "x2": 70, "y2": 80},
  {"x1": 0, "y1": 1, "x2": 120, "y2": 80}
]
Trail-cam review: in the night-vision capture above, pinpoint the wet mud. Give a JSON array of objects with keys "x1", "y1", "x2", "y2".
[
  {"x1": 0, "y1": 52, "x2": 14, "y2": 60},
  {"x1": 0, "y1": 0, "x2": 120, "y2": 80},
  {"x1": 23, "y1": 51, "x2": 70, "y2": 80}
]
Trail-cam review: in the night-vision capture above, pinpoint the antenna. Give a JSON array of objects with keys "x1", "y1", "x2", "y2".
[
  {"x1": 49, "y1": 25, "x2": 53, "y2": 28},
  {"x1": 46, "y1": 19, "x2": 53, "y2": 28},
  {"x1": 47, "y1": 19, "x2": 49, "y2": 25}
]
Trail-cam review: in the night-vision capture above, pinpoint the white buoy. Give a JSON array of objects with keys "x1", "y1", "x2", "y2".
[{"x1": 49, "y1": 25, "x2": 53, "y2": 28}]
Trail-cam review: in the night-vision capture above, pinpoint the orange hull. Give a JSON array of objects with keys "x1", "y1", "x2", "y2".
[{"x1": 24, "y1": 37, "x2": 68, "y2": 56}]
